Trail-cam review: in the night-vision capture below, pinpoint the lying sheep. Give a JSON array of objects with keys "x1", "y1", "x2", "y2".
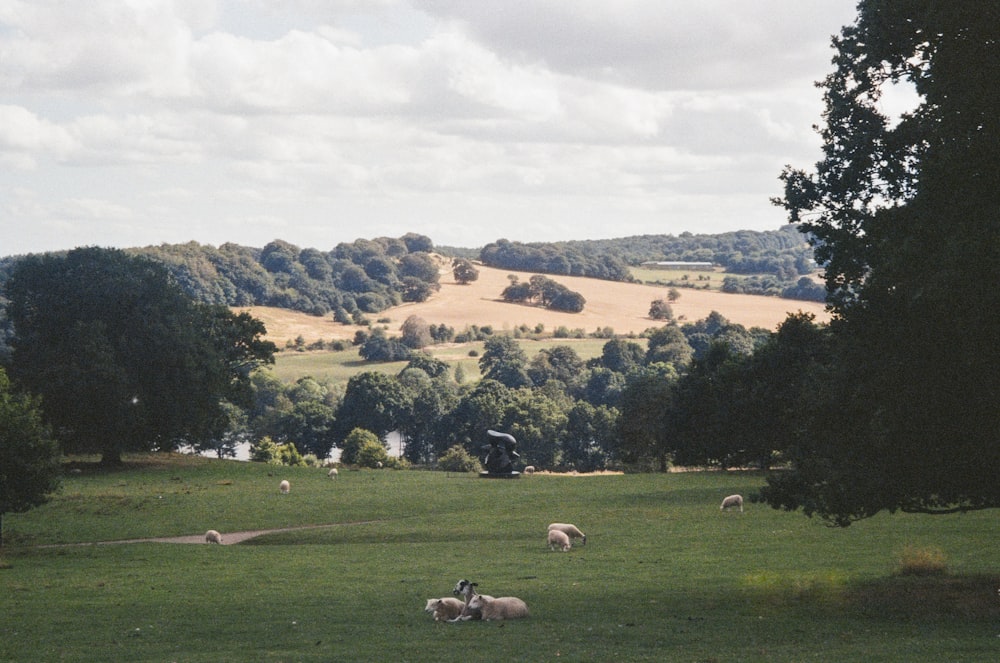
[
  {"x1": 424, "y1": 597, "x2": 465, "y2": 622},
  {"x1": 720, "y1": 494, "x2": 744, "y2": 512},
  {"x1": 548, "y1": 522, "x2": 586, "y2": 545},
  {"x1": 205, "y1": 529, "x2": 223, "y2": 544},
  {"x1": 450, "y1": 579, "x2": 495, "y2": 622},
  {"x1": 547, "y1": 528, "x2": 571, "y2": 552},
  {"x1": 279, "y1": 480, "x2": 290, "y2": 494},
  {"x1": 327, "y1": 467, "x2": 338, "y2": 479},
  {"x1": 467, "y1": 594, "x2": 530, "y2": 621},
  {"x1": 523, "y1": 465, "x2": 535, "y2": 475}
]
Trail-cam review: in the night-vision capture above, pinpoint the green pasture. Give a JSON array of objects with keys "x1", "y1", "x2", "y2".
[
  {"x1": 629, "y1": 266, "x2": 724, "y2": 290},
  {"x1": 3, "y1": 455, "x2": 999, "y2": 662},
  {"x1": 268, "y1": 337, "x2": 617, "y2": 384}
]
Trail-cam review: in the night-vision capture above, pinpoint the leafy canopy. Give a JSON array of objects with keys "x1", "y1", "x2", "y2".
[{"x1": 765, "y1": 1, "x2": 1000, "y2": 525}]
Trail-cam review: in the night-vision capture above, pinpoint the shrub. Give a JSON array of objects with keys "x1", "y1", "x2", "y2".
[
  {"x1": 893, "y1": 545, "x2": 948, "y2": 576},
  {"x1": 437, "y1": 445, "x2": 482, "y2": 473}
]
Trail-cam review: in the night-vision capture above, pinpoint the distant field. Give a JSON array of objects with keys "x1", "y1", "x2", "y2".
[
  {"x1": 269, "y1": 337, "x2": 615, "y2": 383},
  {"x1": 240, "y1": 263, "x2": 830, "y2": 348}
]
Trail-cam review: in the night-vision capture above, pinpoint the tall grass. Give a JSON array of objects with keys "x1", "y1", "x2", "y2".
[{"x1": 2, "y1": 455, "x2": 999, "y2": 662}]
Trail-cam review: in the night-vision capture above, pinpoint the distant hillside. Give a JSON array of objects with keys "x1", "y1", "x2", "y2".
[
  {"x1": 0, "y1": 228, "x2": 826, "y2": 358},
  {"x1": 239, "y1": 262, "x2": 831, "y2": 347},
  {"x1": 477, "y1": 224, "x2": 816, "y2": 281}
]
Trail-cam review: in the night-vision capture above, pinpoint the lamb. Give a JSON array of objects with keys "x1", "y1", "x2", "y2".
[
  {"x1": 720, "y1": 494, "x2": 744, "y2": 512},
  {"x1": 279, "y1": 480, "x2": 290, "y2": 494},
  {"x1": 449, "y1": 579, "x2": 495, "y2": 622},
  {"x1": 205, "y1": 529, "x2": 223, "y2": 544},
  {"x1": 467, "y1": 594, "x2": 530, "y2": 621},
  {"x1": 424, "y1": 597, "x2": 465, "y2": 622},
  {"x1": 547, "y1": 522, "x2": 586, "y2": 545},
  {"x1": 547, "y1": 528, "x2": 571, "y2": 552},
  {"x1": 327, "y1": 467, "x2": 338, "y2": 479}
]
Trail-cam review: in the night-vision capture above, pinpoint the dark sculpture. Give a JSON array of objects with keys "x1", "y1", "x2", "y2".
[{"x1": 480, "y1": 429, "x2": 521, "y2": 478}]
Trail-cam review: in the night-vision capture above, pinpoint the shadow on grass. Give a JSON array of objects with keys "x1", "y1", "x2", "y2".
[{"x1": 745, "y1": 570, "x2": 1000, "y2": 621}]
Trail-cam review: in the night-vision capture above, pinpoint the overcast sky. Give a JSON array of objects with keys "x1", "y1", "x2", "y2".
[{"x1": 0, "y1": 1, "x2": 861, "y2": 256}]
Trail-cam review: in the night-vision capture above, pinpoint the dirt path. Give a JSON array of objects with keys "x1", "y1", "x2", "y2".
[{"x1": 40, "y1": 522, "x2": 375, "y2": 548}]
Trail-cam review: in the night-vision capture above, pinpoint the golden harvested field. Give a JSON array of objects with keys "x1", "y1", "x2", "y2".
[{"x1": 238, "y1": 263, "x2": 829, "y2": 346}]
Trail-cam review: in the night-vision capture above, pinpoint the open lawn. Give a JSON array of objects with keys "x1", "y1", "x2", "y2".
[{"x1": 2, "y1": 454, "x2": 998, "y2": 662}]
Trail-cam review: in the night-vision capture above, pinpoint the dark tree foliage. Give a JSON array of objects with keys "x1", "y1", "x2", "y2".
[
  {"x1": 5, "y1": 248, "x2": 275, "y2": 465},
  {"x1": 765, "y1": 1, "x2": 1000, "y2": 525},
  {"x1": 616, "y1": 369, "x2": 675, "y2": 472},
  {"x1": 478, "y1": 335, "x2": 531, "y2": 388},
  {"x1": 452, "y1": 258, "x2": 480, "y2": 284},
  {"x1": 0, "y1": 367, "x2": 61, "y2": 547},
  {"x1": 332, "y1": 371, "x2": 409, "y2": 443},
  {"x1": 358, "y1": 328, "x2": 413, "y2": 362}
]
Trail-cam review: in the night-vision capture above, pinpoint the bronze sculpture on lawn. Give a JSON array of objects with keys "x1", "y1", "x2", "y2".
[{"x1": 480, "y1": 429, "x2": 521, "y2": 478}]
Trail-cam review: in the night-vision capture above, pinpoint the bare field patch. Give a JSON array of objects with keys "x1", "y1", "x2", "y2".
[{"x1": 239, "y1": 264, "x2": 830, "y2": 346}]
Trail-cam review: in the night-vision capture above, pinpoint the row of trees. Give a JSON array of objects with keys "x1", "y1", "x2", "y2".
[{"x1": 479, "y1": 225, "x2": 816, "y2": 281}]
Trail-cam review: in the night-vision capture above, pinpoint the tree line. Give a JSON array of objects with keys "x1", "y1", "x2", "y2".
[{"x1": 477, "y1": 224, "x2": 816, "y2": 282}]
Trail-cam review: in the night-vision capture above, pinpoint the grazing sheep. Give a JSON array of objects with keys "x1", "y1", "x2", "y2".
[
  {"x1": 467, "y1": 594, "x2": 530, "y2": 621},
  {"x1": 720, "y1": 494, "x2": 744, "y2": 512},
  {"x1": 424, "y1": 597, "x2": 465, "y2": 622},
  {"x1": 547, "y1": 528, "x2": 571, "y2": 552},
  {"x1": 547, "y1": 522, "x2": 586, "y2": 545},
  {"x1": 205, "y1": 529, "x2": 223, "y2": 544},
  {"x1": 523, "y1": 465, "x2": 535, "y2": 475},
  {"x1": 449, "y1": 579, "x2": 495, "y2": 622},
  {"x1": 279, "y1": 480, "x2": 290, "y2": 494},
  {"x1": 327, "y1": 467, "x2": 338, "y2": 479}
]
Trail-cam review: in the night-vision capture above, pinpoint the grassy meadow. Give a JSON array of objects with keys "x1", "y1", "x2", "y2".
[
  {"x1": 268, "y1": 337, "x2": 614, "y2": 384},
  {"x1": 3, "y1": 454, "x2": 999, "y2": 662}
]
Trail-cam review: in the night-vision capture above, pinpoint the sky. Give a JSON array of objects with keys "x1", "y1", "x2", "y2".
[{"x1": 0, "y1": 1, "x2": 863, "y2": 256}]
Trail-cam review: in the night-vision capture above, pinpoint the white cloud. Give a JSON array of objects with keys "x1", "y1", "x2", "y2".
[{"x1": 0, "y1": 0, "x2": 861, "y2": 256}]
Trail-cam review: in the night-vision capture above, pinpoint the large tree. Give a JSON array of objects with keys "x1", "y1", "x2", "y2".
[
  {"x1": 5, "y1": 248, "x2": 275, "y2": 465},
  {"x1": 765, "y1": 1, "x2": 1000, "y2": 525},
  {"x1": 0, "y1": 367, "x2": 61, "y2": 547}
]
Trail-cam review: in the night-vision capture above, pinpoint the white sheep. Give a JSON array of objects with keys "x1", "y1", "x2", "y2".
[
  {"x1": 547, "y1": 522, "x2": 586, "y2": 545},
  {"x1": 547, "y1": 528, "x2": 571, "y2": 552},
  {"x1": 279, "y1": 480, "x2": 290, "y2": 494},
  {"x1": 327, "y1": 467, "x2": 338, "y2": 479},
  {"x1": 449, "y1": 579, "x2": 495, "y2": 622},
  {"x1": 523, "y1": 465, "x2": 535, "y2": 475},
  {"x1": 205, "y1": 529, "x2": 223, "y2": 544},
  {"x1": 424, "y1": 597, "x2": 465, "y2": 622},
  {"x1": 720, "y1": 494, "x2": 743, "y2": 512},
  {"x1": 467, "y1": 594, "x2": 530, "y2": 621}
]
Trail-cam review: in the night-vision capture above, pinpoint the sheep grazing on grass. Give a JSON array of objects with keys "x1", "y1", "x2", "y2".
[
  {"x1": 279, "y1": 480, "x2": 290, "y2": 494},
  {"x1": 547, "y1": 528, "x2": 571, "y2": 552},
  {"x1": 523, "y1": 465, "x2": 535, "y2": 475},
  {"x1": 449, "y1": 579, "x2": 495, "y2": 622},
  {"x1": 205, "y1": 530, "x2": 223, "y2": 544},
  {"x1": 548, "y1": 522, "x2": 586, "y2": 545},
  {"x1": 467, "y1": 594, "x2": 530, "y2": 621},
  {"x1": 424, "y1": 597, "x2": 465, "y2": 622},
  {"x1": 720, "y1": 494, "x2": 744, "y2": 512},
  {"x1": 327, "y1": 468, "x2": 338, "y2": 479}
]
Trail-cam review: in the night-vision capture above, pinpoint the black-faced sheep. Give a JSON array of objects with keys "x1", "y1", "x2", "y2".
[
  {"x1": 449, "y1": 579, "x2": 495, "y2": 622},
  {"x1": 720, "y1": 494, "x2": 743, "y2": 512},
  {"x1": 547, "y1": 522, "x2": 586, "y2": 545},
  {"x1": 547, "y1": 528, "x2": 571, "y2": 552},
  {"x1": 205, "y1": 529, "x2": 223, "y2": 544},
  {"x1": 523, "y1": 465, "x2": 535, "y2": 475},
  {"x1": 279, "y1": 480, "x2": 290, "y2": 494},
  {"x1": 327, "y1": 467, "x2": 338, "y2": 479},
  {"x1": 424, "y1": 597, "x2": 464, "y2": 621},
  {"x1": 467, "y1": 594, "x2": 530, "y2": 621}
]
